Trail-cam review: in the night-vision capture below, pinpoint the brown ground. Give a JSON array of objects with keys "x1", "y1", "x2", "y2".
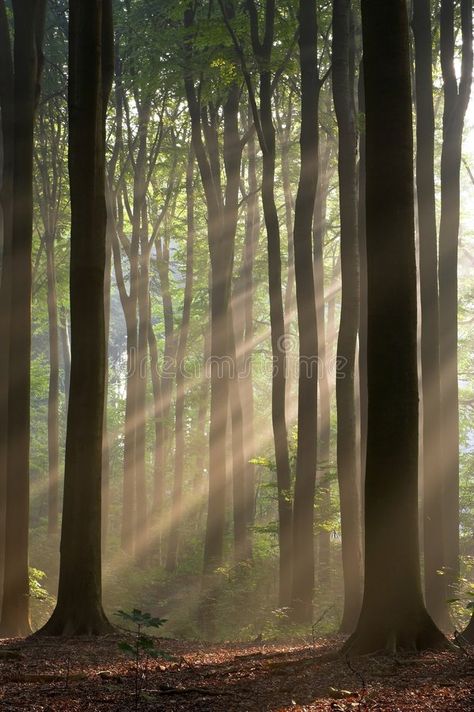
[{"x1": 0, "y1": 635, "x2": 473, "y2": 711}]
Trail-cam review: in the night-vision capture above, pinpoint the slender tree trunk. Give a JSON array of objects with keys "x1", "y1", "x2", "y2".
[
  {"x1": 313, "y1": 137, "x2": 332, "y2": 588},
  {"x1": 133, "y1": 103, "x2": 152, "y2": 553},
  {"x1": 343, "y1": 0, "x2": 445, "y2": 654},
  {"x1": 166, "y1": 149, "x2": 194, "y2": 572},
  {"x1": 59, "y1": 307, "x2": 71, "y2": 407},
  {"x1": 46, "y1": 237, "x2": 60, "y2": 536},
  {"x1": 184, "y1": 12, "x2": 242, "y2": 573},
  {"x1": 102, "y1": 218, "x2": 112, "y2": 552},
  {"x1": 241, "y1": 122, "x2": 258, "y2": 530},
  {"x1": 291, "y1": 0, "x2": 320, "y2": 623},
  {"x1": 438, "y1": 0, "x2": 472, "y2": 598},
  {"x1": 1, "y1": 0, "x2": 46, "y2": 637},
  {"x1": 242, "y1": 0, "x2": 293, "y2": 608},
  {"x1": 39, "y1": 0, "x2": 113, "y2": 636},
  {"x1": 122, "y1": 313, "x2": 138, "y2": 554},
  {"x1": 148, "y1": 303, "x2": 165, "y2": 557},
  {"x1": 332, "y1": 0, "x2": 363, "y2": 634},
  {"x1": 413, "y1": 0, "x2": 448, "y2": 629},
  {"x1": 193, "y1": 333, "x2": 210, "y2": 529}
]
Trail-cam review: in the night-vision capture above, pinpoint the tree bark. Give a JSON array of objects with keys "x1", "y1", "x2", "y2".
[
  {"x1": 1, "y1": 0, "x2": 46, "y2": 637},
  {"x1": 438, "y1": 0, "x2": 472, "y2": 599},
  {"x1": 0, "y1": 0, "x2": 14, "y2": 613},
  {"x1": 244, "y1": 0, "x2": 293, "y2": 609},
  {"x1": 332, "y1": 0, "x2": 363, "y2": 634},
  {"x1": 313, "y1": 136, "x2": 332, "y2": 589},
  {"x1": 166, "y1": 148, "x2": 194, "y2": 572},
  {"x1": 343, "y1": 0, "x2": 445, "y2": 654},
  {"x1": 38, "y1": 0, "x2": 113, "y2": 636},
  {"x1": 184, "y1": 8, "x2": 243, "y2": 573},
  {"x1": 290, "y1": 0, "x2": 320, "y2": 624},
  {"x1": 413, "y1": 0, "x2": 448, "y2": 629},
  {"x1": 46, "y1": 237, "x2": 60, "y2": 536}
]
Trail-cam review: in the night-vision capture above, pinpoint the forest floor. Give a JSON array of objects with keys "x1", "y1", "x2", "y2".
[{"x1": 0, "y1": 634, "x2": 473, "y2": 711}]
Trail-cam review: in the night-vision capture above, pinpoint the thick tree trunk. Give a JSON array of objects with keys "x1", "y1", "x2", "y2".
[
  {"x1": 438, "y1": 0, "x2": 472, "y2": 599},
  {"x1": 413, "y1": 0, "x2": 448, "y2": 629},
  {"x1": 357, "y1": 62, "x2": 368, "y2": 493},
  {"x1": 1, "y1": 0, "x2": 46, "y2": 637},
  {"x1": 344, "y1": 0, "x2": 445, "y2": 654},
  {"x1": 332, "y1": 0, "x2": 363, "y2": 634},
  {"x1": 290, "y1": 0, "x2": 320, "y2": 624},
  {"x1": 166, "y1": 149, "x2": 194, "y2": 572},
  {"x1": 0, "y1": 0, "x2": 14, "y2": 613},
  {"x1": 39, "y1": 0, "x2": 113, "y2": 636}
]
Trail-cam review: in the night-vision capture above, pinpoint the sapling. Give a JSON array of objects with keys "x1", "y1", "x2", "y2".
[{"x1": 116, "y1": 609, "x2": 173, "y2": 709}]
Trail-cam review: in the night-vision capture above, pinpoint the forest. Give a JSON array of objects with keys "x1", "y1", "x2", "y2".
[{"x1": 0, "y1": 0, "x2": 473, "y2": 709}]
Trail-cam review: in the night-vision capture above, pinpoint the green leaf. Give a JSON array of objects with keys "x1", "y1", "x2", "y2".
[
  {"x1": 117, "y1": 642, "x2": 135, "y2": 655},
  {"x1": 138, "y1": 635, "x2": 154, "y2": 650}
]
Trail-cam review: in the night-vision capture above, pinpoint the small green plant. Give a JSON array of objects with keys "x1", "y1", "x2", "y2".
[
  {"x1": 29, "y1": 567, "x2": 55, "y2": 629},
  {"x1": 115, "y1": 609, "x2": 173, "y2": 709}
]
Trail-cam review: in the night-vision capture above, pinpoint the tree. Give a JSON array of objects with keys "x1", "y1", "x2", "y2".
[
  {"x1": 225, "y1": 0, "x2": 294, "y2": 606},
  {"x1": 332, "y1": 0, "x2": 363, "y2": 634},
  {"x1": 438, "y1": 0, "x2": 473, "y2": 597},
  {"x1": 39, "y1": 0, "x2": 114, "y2": 635},
  {"x1": 0, "y1": 0, "x2": 47, "y2": 637},
  {"x1": 412, "y1": 0, "x2": 447, "y2": 629},
  {"x1": 0, "y1": 0, "x2": 14, "y2": 612},
  {"x1": 184, "y1": 3, "x2": 247, "y2": 571},
  {"x1": 35, "y1": 98, "x2": 67, "y2": 537},
  {"x1": 290, "y1": 0, "x2": 320, "y2": 623},
  {"x1": 344, "y1": 0, "x2": 446, "y2": 654},
  {"x1": 166, "y1": 148, "x2": 195, "y2": 572}
]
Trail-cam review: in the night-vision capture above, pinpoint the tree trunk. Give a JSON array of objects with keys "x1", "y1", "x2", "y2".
[
  {"x1": 102, "y1": 215, "x2": 113, "y2": 552},
  {"x1": 242, "y1": 0, "x2": 293, "y2": 609},
  {"x1": 0, "y1": 0, "x2": 14, "y2": 613},
  {"x1": 59, "y1": 308, "x2": 70, "y2": 397},
  {"x1": 38, "y1": 0, "x2": 113, "y2": 636},
  {"x1": 46, "y1": 237, "x2": 60, "y2": 537},
  {"x1": 1, "y1": 0, "x2": 46, "y2": 637},
  {"x1": 357, "y1": 62, "x2": 368, "y2": 495},
  {"x1": 133, "y1": 103, "x2": 152, "y2": 554},
  {"x1": 184, "y1": 12, "x2": 242, "y2": 573},
  {"x1": 413, "y1": 0, "x2": 448, "y2": 629},
  {"x1": 166, "y1": 149, "x2": 194, "y2": 572},
  {"x1": 461, "y1": 611, "x2": 474, "y2": 643},
  {"x1": 148, "y1": 301, "x2": 165, "y2": 558},
  {"x1": 438, "y1": 0, "x2": 472, "y2": 599},
  {"x1": 290, "y1": 0, "x2": 320, "y2": 623},
  {"x1": 344, "y1": 0, "x2": 445, "y2": 654},
  {"x1": 332, "y1": 0, "x2": 363, "y2": 634},
  {"x1": 235, "y1": 113, "x2": 258, "y2": 532},
  {"x1": 313, "y1": 137, "x2": 332, "y2": 589}
]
